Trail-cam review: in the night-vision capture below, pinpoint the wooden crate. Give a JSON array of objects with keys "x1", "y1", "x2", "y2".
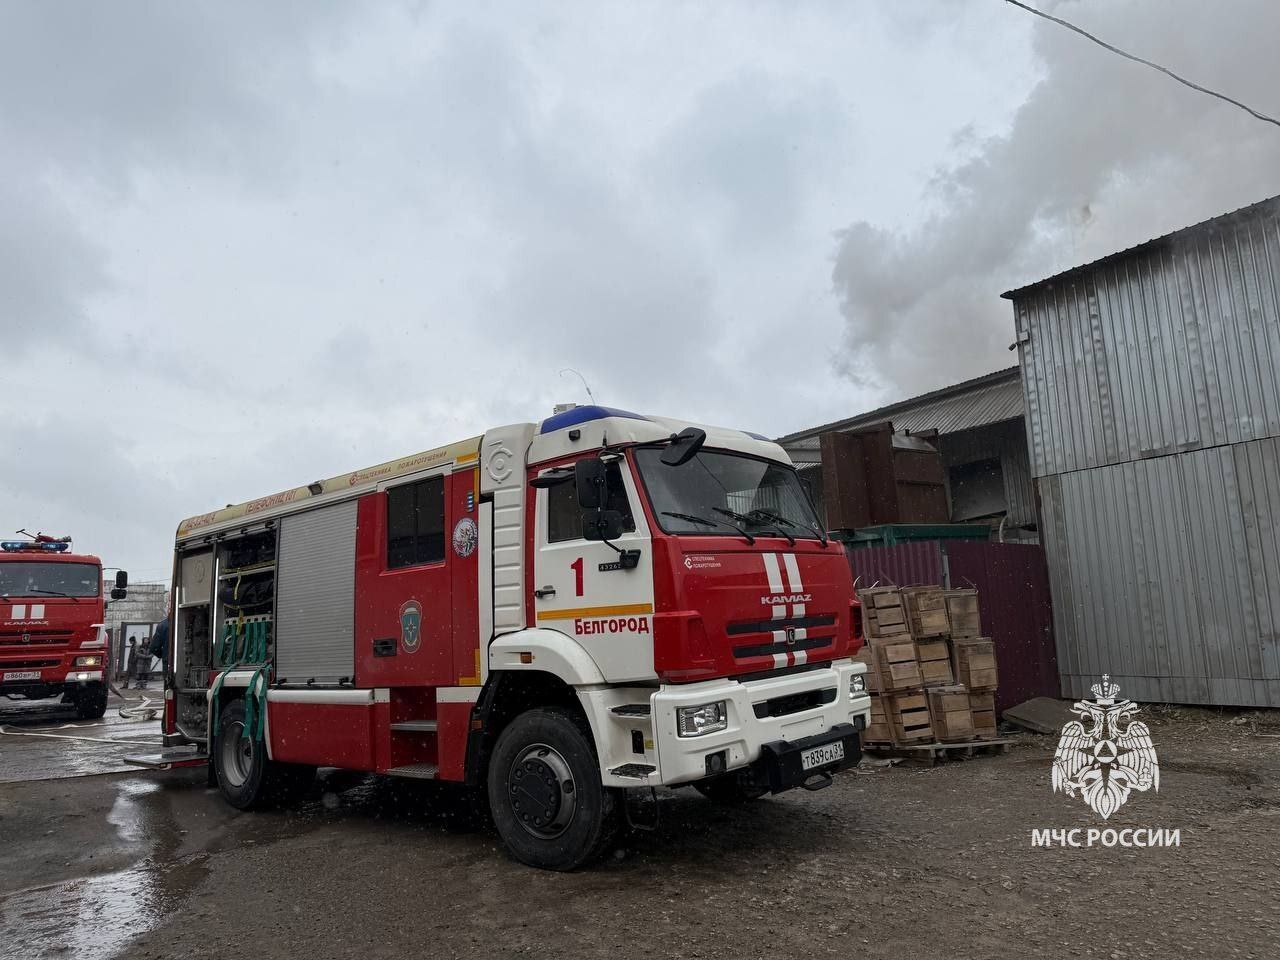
[
  {"x1": 875, "y1": 641, "x2": 922, "y2": 692},
  {"x1": 969, "y1": 691, "x2": 997, "y2": 740},
  {"x1": 901, "y1": 587, "x2": 950, "y2": 638},
  {"x1": 858, "y1": 587, "x2": 911, "y2": 642},
  {"x1": 943, "y1": 589, "x2": 982, "y2": 638},
  {"x1": 916, "y1": 639, "x2": 954, "y2": 687},
  {"x1": 864, "y1": 694, "x2": 893, "y2": 745},
  {"x1": 927, "y1": 685, "x2": 974, "y2": 742},
  {"x1": 885, "y1": 692, "x2": 933, "y2": 745},
  {"x1": 952, "y1": 638, "x2": 998, "y2": 692}
]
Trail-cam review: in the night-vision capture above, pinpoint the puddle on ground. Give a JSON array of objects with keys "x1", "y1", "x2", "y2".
[
  {"x1": 107, "y1": 779, "x2": 162, "y2": 843},
  {"x1": 0, "y1": 856, "x2": 207, "y2": 960}
]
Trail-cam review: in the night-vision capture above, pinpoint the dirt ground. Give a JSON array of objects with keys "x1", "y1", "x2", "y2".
[{"x1": 1, "y1": 705, "x2": 1278, "y2": 960}]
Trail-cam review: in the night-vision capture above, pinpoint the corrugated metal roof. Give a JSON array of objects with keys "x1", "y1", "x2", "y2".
[
  {"x1": 1002, "y1": 194, "x2": 1280, "y2": 300},
  {"x1": 778, "y1": 366, "x2": 1024, "y2": 454}
]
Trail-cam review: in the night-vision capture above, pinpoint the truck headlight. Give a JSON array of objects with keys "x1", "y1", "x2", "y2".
[
  {"x1": 75, "y1": 655, "x2": 103, "y2": 668},
  {"x1": 676, "y1": 701, "x2": 728, "y2": 737},
  {"x1": 849, "y1": 672, "x2": 867, "y2": 698}
]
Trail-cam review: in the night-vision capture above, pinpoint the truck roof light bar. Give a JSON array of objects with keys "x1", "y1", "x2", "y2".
[{"x1": 1, "y1": 540, "x2": 71, "y2": 552}]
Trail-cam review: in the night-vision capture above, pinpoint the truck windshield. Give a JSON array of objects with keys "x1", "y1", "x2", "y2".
[
  {"x1": 634, "y1": 447, "x2": 824, "y2": 539},
  {"x1": 0, "y1": 562, "x2": 101, "y2": 598}
]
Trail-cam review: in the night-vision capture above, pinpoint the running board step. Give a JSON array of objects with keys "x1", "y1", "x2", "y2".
[
  {"x1": 385, "y1": 763, "x2": 439, "y2": 780},
  {"x1": 610, "y1": 704, "x2": 651, "y2": 718},
  {"x1": 123, "y1": 749, "x2": 208, "y2": 770},
  {"x1": 608, "y1": 763, "x2": 657, "y2": 779},
  {"x1": 390, "y1": 720, "x2": 438, "y2": 733}
]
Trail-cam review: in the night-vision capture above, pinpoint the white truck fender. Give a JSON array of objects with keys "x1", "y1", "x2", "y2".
[{"x1": 488, "y1": 628, "x2": 607, "y2": 686}]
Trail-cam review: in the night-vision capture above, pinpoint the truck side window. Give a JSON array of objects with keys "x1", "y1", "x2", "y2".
[
  {"x1": 547, "y1": 462, "x2": 636, "y2": 543},
  {"x1": 387, "y1": 476, "x2": 446, "y2": 568}
]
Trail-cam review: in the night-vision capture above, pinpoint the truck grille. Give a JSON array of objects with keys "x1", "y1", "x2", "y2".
[
  {"x1": 752, "y1": 686, "x2": 838, "y2": 719},
  {"x1": 0, "y1": 630, "x2": 74, "y2": 646},
  {"x1": 1, "y1": 658, "x2": 60, "y2": 670}
]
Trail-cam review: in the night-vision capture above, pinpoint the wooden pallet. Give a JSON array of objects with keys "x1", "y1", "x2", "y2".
[{"x1": 862, "y1": 737, "x2": 1013, "y2": 764}]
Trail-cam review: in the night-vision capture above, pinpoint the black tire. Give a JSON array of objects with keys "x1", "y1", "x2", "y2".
[
  {"x1": 73, "y1": 683, "x2": 108, "y2": 720},
  {"x1": 486, "y1": 707, "x2": 620, "y2": 871},
  {"x1": 213, "y1": 699, "x2": 314, "y2": 810},
  {"x1": 694, "y1": 772, "x2": 769, "y2": 804}
]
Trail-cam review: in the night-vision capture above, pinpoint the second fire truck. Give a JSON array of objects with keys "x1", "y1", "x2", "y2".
[
  {"x1": 140, "y1": 406, "x2": 871, "y2": 869},
  {"x1": 1, "y1": 534, "x2": 127, "y2": 720}
]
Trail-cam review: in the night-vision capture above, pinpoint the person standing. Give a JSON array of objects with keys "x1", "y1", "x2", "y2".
[{"x1": 126, "y1": 637, "x2": 142, "y2": 689}]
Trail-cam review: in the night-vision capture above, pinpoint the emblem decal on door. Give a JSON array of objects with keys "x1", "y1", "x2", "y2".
[
  {"x1": 399, "y1": 600, "x2": 423, "y2": 653},
  {"x1": 452, "y1": 517, "x2": 478, "y2": 558}
]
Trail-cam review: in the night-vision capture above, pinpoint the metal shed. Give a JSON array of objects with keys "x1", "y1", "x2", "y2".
[{"x1": 1005, "y1": 195, "x2": 1280, "y2": 707}]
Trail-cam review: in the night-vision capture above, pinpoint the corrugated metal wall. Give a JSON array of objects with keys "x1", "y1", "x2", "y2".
[
  {"x1": 847, "y1": 541, "x2": 944, "y2": 591},
  {"x1": 1015, "y1": 202, "x2": 1280, "y2": 479},
  {"x1": 1014, "y1": 199, "x2": 1280, "y2": 707},
  {"x1": 1040, "y1": 437, "x2": 1280, "y2": 706}
]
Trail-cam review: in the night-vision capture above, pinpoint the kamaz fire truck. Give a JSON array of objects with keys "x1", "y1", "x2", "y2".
[
  {"x1": 138, "y1": 407, "x2": 871, "y2": 869},
  {"x1": 1, "y1": 534, "x2": 128, "y2": 720}
]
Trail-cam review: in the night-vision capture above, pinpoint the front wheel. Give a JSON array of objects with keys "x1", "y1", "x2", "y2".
[
  {"x1": 214, "y1": 699, "x2": 314, "y2": 809},
  {"x1": 486, "y1": 707, "x2": 620, "y2": 871}
]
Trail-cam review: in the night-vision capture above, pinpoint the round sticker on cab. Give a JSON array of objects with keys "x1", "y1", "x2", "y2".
[
  {"x1": 452, "y1": 517, "x2": 478, "y2": 558},
  {"x1": 399, "y1": 600, "x2": 422, "y2": 653}
]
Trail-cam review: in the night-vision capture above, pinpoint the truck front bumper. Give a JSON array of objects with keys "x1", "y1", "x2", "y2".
[
  {"x1": 0, "y1": 666, "x2": 104, "y2": 698},
  {"x1": 650, "y1": 659, "x2": 871, "y2": 788}
]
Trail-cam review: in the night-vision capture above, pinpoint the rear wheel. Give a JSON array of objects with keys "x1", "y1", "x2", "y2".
[
  {"x1": 214, "y1": 699, "x2": 314, "y2": 809},
  {"x1": 486, "y1": 707, "x2": 619, "y2": 871},
  {"x1": 73, "y1": 683, "x2": 108, "y2": 720}
]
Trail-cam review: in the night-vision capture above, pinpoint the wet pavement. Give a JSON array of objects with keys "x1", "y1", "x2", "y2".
[
  {"x1": 1, "y1": 707, "x2": 1278, "y2": 960},
  {"x1": 0, "y1": 691, "x2": 163, "y2": 782}
]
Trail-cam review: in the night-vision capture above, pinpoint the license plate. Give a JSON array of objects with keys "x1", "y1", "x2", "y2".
[
  {"x1": 800, "y1": 740, "x2": 845, "y2": 771},
  {"x1": 3, "y1": 671, "x2": 41, "y2": 682}
]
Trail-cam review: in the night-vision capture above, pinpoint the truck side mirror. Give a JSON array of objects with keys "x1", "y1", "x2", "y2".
[
  {"x1": 582, "y1": 509, "x2": 625, "y2": 543},
  {"x1": 574, "y1": 458, "x2": 607, "y2": 510},
  {"x1": 115, "y1": 570, "x2": 128, "y2": 589},
  {"x1": 111, "y1": 587, "x2": 128, "y2": 600},
  {"x1": 660, "y1": 427, "x2": 706, "y2": 466}
]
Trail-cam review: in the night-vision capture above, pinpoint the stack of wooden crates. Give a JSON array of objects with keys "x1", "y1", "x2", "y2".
[{"x1": 856, "y1": 586, "x2": 999, "y2": 749}]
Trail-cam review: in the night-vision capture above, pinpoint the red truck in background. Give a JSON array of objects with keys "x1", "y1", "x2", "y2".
[{"x1": 0, "y1": 533, "x2": 128, "y2": 720}]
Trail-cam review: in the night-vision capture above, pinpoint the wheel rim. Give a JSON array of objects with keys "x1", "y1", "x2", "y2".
[
  {"x1": 507, "y1": 742, "x2": 577, "y2": 839},
  {"x1": 219, "y1": 720, "x2": 255, "y2": 788}
]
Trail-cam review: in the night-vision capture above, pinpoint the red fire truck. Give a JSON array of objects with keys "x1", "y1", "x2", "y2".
[
  {"x1": 1, "y1": 534, "x2": 127, "y2": 720},
  {"x1": 139, "y1": 407, "x2": 871, "y2": 869}
]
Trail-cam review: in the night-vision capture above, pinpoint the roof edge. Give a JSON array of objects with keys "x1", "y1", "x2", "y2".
[
  {"x1": 775, "y1": 365, "x2": 1021, "y2": 444},
  {"x1": 1002, "y1": 193, "x2": 1280, "y2": 300}
]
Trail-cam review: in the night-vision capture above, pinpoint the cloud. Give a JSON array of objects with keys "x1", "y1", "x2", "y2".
[
  {"x1": 831, "y1": 0, "x2": 1280, "y2": 394},
  {"x1": 0, "y1": 2, "x2": 1049, "y2": 575}
]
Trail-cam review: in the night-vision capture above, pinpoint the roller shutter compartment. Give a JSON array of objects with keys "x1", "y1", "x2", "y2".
[{"x1": 275, "y1": 501, "x2": 357, "y2": 683}]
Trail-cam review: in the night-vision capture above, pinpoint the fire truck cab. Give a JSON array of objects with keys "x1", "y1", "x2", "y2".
[
  {"x1": 1, "y1": 536, "x2": 124, "y2": 720},
  {"x1": 150, "y1": 407, "x2": 871, "y2": 869}
]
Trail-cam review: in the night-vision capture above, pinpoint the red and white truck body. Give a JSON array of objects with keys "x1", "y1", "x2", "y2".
[
  {"x1": 151, "y1": 406, "x2": 871, "y2": 868},
  {"x1": 0, "y1": 540, "x2": 113, "y2": 719}
]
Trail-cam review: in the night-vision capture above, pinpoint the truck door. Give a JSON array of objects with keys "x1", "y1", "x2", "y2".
[
  {"x1": 531, "y1": 457, "x2": 655, "y2": 683},
  {"x1": 354, "y1": 472, "x2": 454, "y2": 686}
]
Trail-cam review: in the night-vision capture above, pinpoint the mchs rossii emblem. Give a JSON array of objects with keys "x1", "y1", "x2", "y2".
[{"x1": 1052, "y1": 675, "x2": 1159, "y2": 819}]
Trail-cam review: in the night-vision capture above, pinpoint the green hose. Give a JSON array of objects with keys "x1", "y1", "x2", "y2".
[{"x1": 210, "y1": 618, "x2": 272, "y2": 740}]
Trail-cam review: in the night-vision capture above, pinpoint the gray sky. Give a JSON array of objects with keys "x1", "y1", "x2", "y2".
[{"x1": 2, "y1": 1, "x2": 1277, "y2": 582}]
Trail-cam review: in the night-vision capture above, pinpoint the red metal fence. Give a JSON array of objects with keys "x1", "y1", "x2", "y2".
[{"x1": 846, "y1": 540, "x2": 1060, "y2": 713}]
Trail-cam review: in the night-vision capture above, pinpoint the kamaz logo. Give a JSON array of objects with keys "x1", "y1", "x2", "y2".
[{"x1": 761, "y1": 593, "x2": 810, "y2": 605}]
